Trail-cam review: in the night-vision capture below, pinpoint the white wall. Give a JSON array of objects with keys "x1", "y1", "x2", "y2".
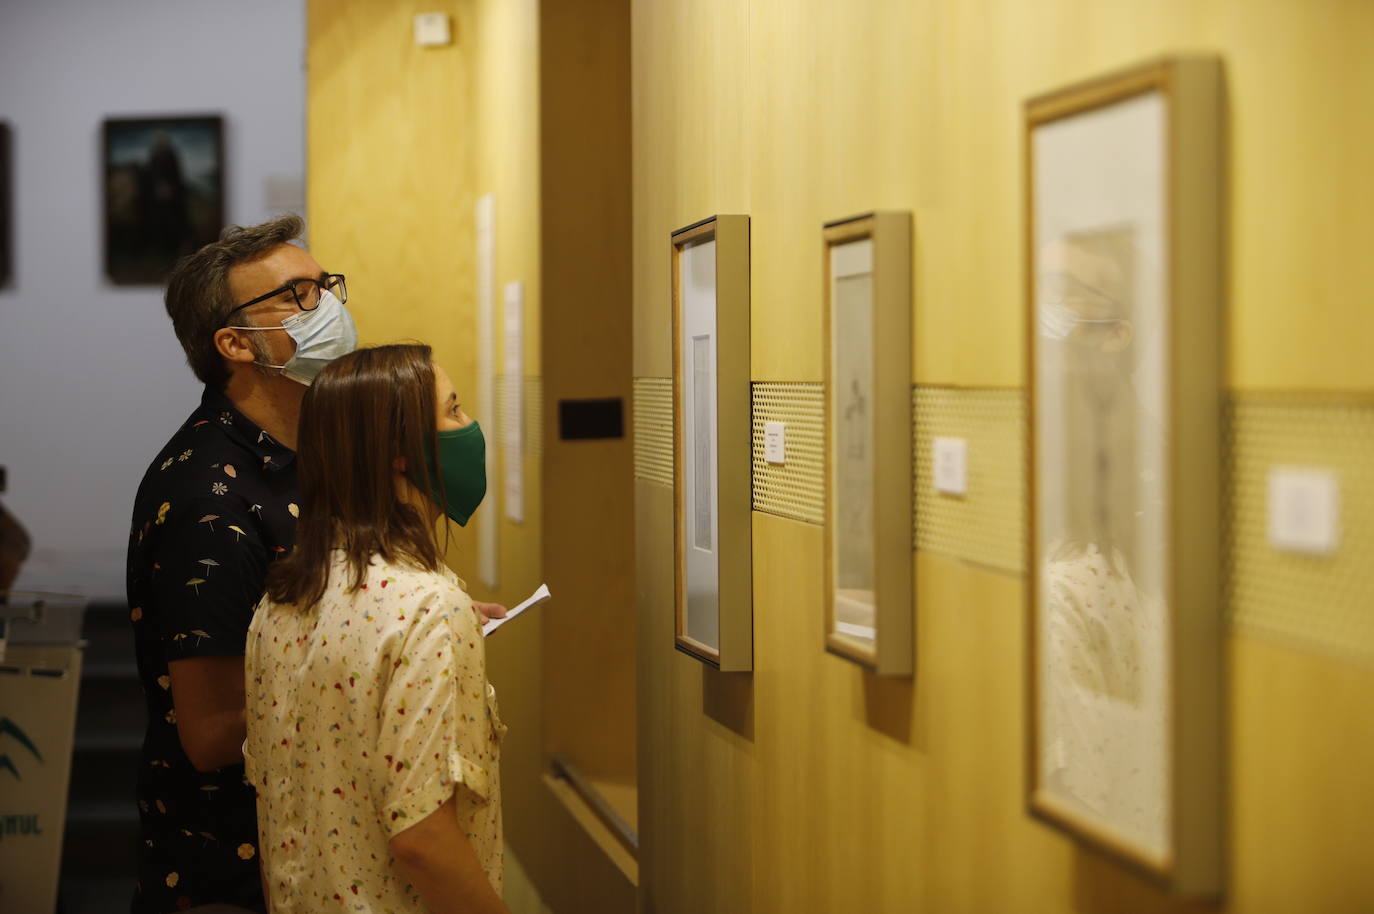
[{"x1": 0, "y1": 0, "x2": 305, "y2": 601}]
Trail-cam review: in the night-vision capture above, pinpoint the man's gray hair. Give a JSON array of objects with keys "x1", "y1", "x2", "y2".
[{"x1": 164, "y1": 214, "x2": 305, "y2": 388}]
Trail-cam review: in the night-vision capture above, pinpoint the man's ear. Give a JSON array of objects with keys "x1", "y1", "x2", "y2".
[{"x1": 214, "y1": 327, "x2": 257, "y2": 365}]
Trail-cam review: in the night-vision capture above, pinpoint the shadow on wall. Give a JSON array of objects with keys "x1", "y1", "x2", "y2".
[
  {"x1": 703, "y1": 666, "x2": 753, "y2": 740},
  {"x1": 862, "y1": 671, "x2": 913, "y2": 744},
  {"x1": 1074, "y1": 847, "x2": 1223, "y2": 914}
]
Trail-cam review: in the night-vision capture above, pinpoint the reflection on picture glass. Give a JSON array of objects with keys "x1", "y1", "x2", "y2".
[
  {"x1": 1038, "y1": 219, "x2": 1169, "y2": 855},
  {"x1": 693, "y1": 334, "x2": 713, "y2": 552},
  {"x1": 833, "y1": 271, "x2": 876, "y2": 639}
]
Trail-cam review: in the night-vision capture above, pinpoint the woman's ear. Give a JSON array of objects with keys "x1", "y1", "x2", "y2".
[{"x1": 392, "y1": 456, "x2": 408, "y2": 473}]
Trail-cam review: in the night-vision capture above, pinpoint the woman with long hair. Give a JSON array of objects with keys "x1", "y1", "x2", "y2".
[{"x1": 243, "y1": 343, "x2": 510, "y2": 914}]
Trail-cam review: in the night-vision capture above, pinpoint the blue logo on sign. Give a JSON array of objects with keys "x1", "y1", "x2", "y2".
[{"x1": 0, "y1": 717, "x2": 43, "y2": 780}]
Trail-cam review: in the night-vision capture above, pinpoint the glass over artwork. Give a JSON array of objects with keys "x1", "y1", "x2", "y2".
[
  {"x1": 103, "y1": 116, "x2": 224, "y2": 285},
  {"x1": 1033, "y1": 90, "x2": 1171, "y2": 860},
  {"x1": 680, "y1": 237, "x2": 720, "y2": 652},
  {"x1": 829, "y1": 238, "x2": 877, "y2": 646}
]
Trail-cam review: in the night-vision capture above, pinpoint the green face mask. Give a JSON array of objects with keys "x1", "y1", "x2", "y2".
[{"x1": 428, "y1": 421, "x2": 487, "y2": 526}]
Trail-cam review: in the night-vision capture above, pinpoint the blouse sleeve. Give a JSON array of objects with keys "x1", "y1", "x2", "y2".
[{"x1": 372, "y1": 584, "x2": 493, "y2": 838}]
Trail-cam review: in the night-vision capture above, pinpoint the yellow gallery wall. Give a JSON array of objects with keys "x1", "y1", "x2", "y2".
[
  {"x1": 306, "y1": 0, "x2": 551, "y2": 897},
  {"x1": 307, "y1": 0, "x2": 544, "y2": 603},
  {"x1": 538, "y1": 0, "x2": 638, "y2": 796},
  {"x1": 308, "y1": 4, "x2": 638, "y2": 912},
  {"x1": 634, "y1": 2, "x2": 1374, "y2": 914}
]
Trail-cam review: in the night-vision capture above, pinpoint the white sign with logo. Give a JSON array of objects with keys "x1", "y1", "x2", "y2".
[{"x1": 0, "y1": 645, "x2": 83, "y2": 914}]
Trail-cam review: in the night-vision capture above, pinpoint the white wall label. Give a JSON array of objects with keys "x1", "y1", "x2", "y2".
[
  {"x1": 932, "y1": 436, "x2": 968, "y2": 496},
  {"x1": 764, "y1": 421, "x2": 786, "y2": 465},
  {"x1": 1267, "y1": 467, "x2": 1340, "y2": 555},
  {"x1": 413, "y1": 13, "x2": 452, "y2": 46},
  {"x1": 503, "y1": 281, "x2": 525, "y2": 524},
  {"x1": 475, "y1": 194, "x2": 498, "y2": 587}
]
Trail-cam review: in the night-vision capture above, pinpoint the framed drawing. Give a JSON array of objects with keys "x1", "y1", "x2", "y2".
[
  {"x1": 671, "y1": 215, "x2": 752, "y2": 670},
  {"x1": 103, "y1": 115, "x2": 225, "y2": 285},
  {"x1": 1026, "y1": 57, "x2": 1223, "y2": 894},
  {"x1": 822, "y1": 212, "x2": 913, "y2": 674},
  {"x1": 0, "y1": 121, "x2": 11, "y2": 288}
]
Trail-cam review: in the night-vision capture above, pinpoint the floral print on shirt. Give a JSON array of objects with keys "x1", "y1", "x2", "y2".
[
  {"x1": 244, "y1": 553, "x2": 506, "y2": 913},
  {"x1": 127, "y1": 385, "x2": 298, "y2": 914}
]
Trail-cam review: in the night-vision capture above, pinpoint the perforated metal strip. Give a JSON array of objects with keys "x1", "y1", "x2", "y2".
[
  {"x1": 1227, "y1": 394, "x2": 1374, "y2": 666},
  {"x1": 913, "y1": 387, "x2": 1026, "y2": 575},
  {"x1": 632, "y1": 376, "x2": 1374, "y2": 666},
  {"x1": 633, "y1": 377, "x2": 673, "y2": 486},
  {"x1": 493, "y1": 375, "x2": 545, "y2": 459},
  {"x1": 526, "y1": 377, "x2": 543, "y2": 459},
  {"x1": 751, "y1": 382, "x2": 824, "y2": 525}
]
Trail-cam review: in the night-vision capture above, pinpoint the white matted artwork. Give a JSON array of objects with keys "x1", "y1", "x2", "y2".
[
  {"x1": 671, "y1": 215, "x2": 752, "y2": 671},
  {"x1": 475, "y1": 193, "x2": 498, "y2": 587},
  {"x1": 682, "y1": 237, "x2": 719, "y2": 649},
  {"x1": 823, "y1": 212, "x2": 912, "y2": 674},
  {"x1": 833, "y1": 239, "x2": 874, "y2": 641},
  {"x1": 1026, "y1": 57, "x2": 1223, "y2": 894},
  {"x1": 503, "y1": 280, "x2": 525, "y2": 524}
]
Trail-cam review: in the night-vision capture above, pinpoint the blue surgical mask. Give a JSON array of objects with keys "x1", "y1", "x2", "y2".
[{"x1": 227, "y1": 288, "x2": 359, "y2": 386}]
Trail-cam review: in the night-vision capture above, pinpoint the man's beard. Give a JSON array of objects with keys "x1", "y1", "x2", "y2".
[{"x1": 245, "y1": 326, "x2": 283, "y2": 379}]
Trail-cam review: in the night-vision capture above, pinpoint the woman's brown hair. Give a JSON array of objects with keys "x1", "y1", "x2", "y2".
[{"x1": 265, "y1": 343, "x2": 447, "y2": 608}]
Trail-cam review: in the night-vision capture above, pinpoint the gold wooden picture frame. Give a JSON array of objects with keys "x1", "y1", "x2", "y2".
[
  {"x1": 822, "y1": 212, "x2": 913, "y2": 674},
  {"x1": 1025, "y1": 57, "x2": 1223, "y2": 894},
  {"x1": 671, "y1": 215, "x2": 753, "y2": 670}
]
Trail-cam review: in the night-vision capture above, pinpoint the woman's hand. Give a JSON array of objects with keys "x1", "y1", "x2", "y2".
[{"x1": 472, "y1": 601, "x2": 508, "y2": 621}]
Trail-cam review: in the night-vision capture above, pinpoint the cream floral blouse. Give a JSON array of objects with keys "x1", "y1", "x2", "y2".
[{"x1": 244, "y1": 552, "x2": 506, "y2": 913}]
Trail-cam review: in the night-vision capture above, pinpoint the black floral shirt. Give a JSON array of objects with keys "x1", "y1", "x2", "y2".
[{"x1": 126, "y1": 386, "x2": 298, "y2": 914}]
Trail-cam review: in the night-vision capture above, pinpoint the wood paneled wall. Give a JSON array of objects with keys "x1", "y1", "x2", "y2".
[
  {"x1": 539, "y1": 0, "x2": 637, "y2": 792},
  {"x1": 309, "y1": 2, "x2": 637, "y2": 911},
  {"x1": 632, "y1": 1, "x2": 1374, "y2": 912}
]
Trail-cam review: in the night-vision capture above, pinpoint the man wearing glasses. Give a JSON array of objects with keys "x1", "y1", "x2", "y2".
[{"x1": 126, "y1": 215, "x2": 355, "y2": 913}]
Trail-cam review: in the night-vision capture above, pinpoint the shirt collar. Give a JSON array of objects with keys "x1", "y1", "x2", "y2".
[{"x1": 197, "y1": 386, "x2": 297, "y2": 472}]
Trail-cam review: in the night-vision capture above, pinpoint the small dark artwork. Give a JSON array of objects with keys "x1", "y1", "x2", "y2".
[
  {"x1": 0, "y1": 122, "x2": 11, "y2": 288},
  {"x1": 103, "y1": 115, "x2": 224, "y2": 285}
]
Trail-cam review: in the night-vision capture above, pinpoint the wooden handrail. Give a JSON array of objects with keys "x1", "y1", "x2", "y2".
[{"x1": 548, "y1": 754, "x2": 638, "y2": 852}]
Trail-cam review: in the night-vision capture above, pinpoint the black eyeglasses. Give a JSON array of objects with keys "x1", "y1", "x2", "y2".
[{"x1": 222, "y1": 274, "x2": 347, "y2": 325}]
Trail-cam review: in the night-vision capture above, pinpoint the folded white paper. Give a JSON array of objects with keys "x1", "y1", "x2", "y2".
[{"x1": 482, "y1": 583, "x2": 551, "y2": 636}]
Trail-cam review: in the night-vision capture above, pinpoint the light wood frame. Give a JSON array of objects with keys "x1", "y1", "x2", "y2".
[
  {"x1": 822, "y1": 212, "x2": 914, "y2": 674},
  {"x1": 1025, "y1": 57, "x2": 1223, "y2": 895},
  {"x1": 671, "y1": 215, "x2": 753, "y2": 670}
]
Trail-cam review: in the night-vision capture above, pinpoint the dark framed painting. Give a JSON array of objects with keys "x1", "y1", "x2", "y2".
[
  {"x1": 0, "y1": 121, "x2": 11, "y2": 288},
  {"x1": 103, "y1": 115, "x2": 225, "y2": 285}
]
